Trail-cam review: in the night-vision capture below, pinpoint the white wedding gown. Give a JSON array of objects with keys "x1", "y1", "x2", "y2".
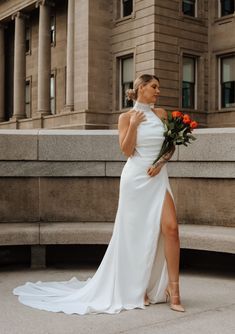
[{"x1": 13, "y1": 101, "x2": 175, "y2": 315}]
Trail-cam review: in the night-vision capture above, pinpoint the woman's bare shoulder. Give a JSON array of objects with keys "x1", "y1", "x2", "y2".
[
  {"x1": 118, "y1": 109, "x2": 135, "y2": 121},
  {"x1": 153, "y1": 107, "x2": 167, "y2": 120}
]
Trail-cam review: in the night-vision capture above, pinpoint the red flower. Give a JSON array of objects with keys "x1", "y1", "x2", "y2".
[
  {"x1": 182, "y1": 114, "x2": 191, "y2": 124},
  {"x1": 172, "y1": 111, "x2": 182, "y2": 118},
  {"x1": 190, "y1": 121, "x2": 198, "y2": 129}
]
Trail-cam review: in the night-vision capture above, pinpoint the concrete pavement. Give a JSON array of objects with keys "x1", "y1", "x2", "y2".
[{"x1": 0, "y1": 265, "x2": 234, "y2": 334}]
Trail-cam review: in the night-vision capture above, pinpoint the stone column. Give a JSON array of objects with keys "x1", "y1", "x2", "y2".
[
  {"x1": 65, "y1": 0, "x2": 74, "y2": 111},
  {"x1": 11, "y1": 12, "x2": 26, "y2": 120},
  {"x1": 74, "y1": 0, "x2": 111, "y2": 123},
  {"x1": 0, "y1": 24, "x2": 5, "y2": 122},
  {"x1": 36, "y1": 0, "x2": 52, "y2": 115}
]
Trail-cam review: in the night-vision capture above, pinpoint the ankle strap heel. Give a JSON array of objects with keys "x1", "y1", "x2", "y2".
[{"x1": 165, "y1": 282, "x2": 185, "y2": 312}]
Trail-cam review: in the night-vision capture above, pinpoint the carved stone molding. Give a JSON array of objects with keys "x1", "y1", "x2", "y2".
[
  {"x1": 36, "y1": 0, "x2": 55, "y2": 8},
  {"x1": 11, "y1": 11, "x2": 29, "y2": 21}
]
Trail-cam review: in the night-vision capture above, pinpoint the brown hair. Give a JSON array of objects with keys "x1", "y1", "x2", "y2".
[{"x1": 126, "y1": 74, "x2": 159, "y2": 101}]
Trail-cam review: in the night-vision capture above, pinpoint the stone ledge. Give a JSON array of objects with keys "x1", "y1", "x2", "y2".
[
  {"x1": 179, "y1": 224, "x2": 235, "y2": 254},
  {"x1": 167, "y1": 161, "x2": 235, "y2": 178},
  {"x1": 179, "y1": 128, "x2": 235, "y2": 161},
  {"x1": 38, "y1": 129, "x2": 125, "y2": 161},
  {"x1": 40, "y1": 222, "x2": 113, "y2": 245},
  {"x1": 0, "y1": 161, "x2": 106, "y2": 177},
  {"x1": 0, "y1": 161, "x2": 234, "y2": 178},
  {"x1": 0, "y1": 223, "x2": 39, "y2": 245},
  {"x1": 106, "y1": 162, "x2": 126, "y2": 176},
  {"x1": 0, "y1": 130, "x2": 38, "y2": 160},
  {"x1": 0, "y1": 128, "x2": 234, "y2": 162},
  {"x1": 106, "y1": 161, "x2": 235, "y2": 178}
]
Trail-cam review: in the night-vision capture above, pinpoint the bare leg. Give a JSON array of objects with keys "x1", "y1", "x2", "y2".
[
  {"x1": 144, "y1": 190, "x2": 184, "y2": 309},
  {"x1": 160, "y1": 190, "x2": 184, "y2": 311}
]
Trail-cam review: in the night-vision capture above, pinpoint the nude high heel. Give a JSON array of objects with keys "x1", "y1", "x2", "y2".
[
  {"x1": 165, "y1": 282, "x2": 185, "y2": 312},
  {"x1": 144, "y1": 292, "x2": 150, "y2": 306}
]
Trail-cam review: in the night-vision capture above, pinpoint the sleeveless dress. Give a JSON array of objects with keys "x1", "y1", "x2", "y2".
[{"x1": 13, "y1": 101, "x2": 175, "y2": 315}]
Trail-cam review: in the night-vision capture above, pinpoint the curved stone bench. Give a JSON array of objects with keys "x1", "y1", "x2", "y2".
[
  {"x1": 179, "y1": 224, "x2": 235, "y2": 254},
  {"x1": 0, "y1": 223, "x2": 39, "y2": 245},
  {"x1": 0, "y1": 222, "x2": 234, "y2": 268}
]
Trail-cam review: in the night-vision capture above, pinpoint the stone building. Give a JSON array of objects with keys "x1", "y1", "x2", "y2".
[{"x1": 0, "y1": 0, "x2": 234, "y2": 129}]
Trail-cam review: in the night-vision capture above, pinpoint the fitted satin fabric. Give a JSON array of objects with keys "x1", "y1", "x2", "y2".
[{"x1": 13, "y1": 102, "x2": 175, "y2": 315}]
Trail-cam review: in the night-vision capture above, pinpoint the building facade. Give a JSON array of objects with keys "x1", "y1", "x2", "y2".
[{"x1": 0, "y1": 0, "x2": 234, "y2": 129}]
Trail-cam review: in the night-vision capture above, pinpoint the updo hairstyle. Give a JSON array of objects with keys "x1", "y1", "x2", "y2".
[{"x1": 126, "y1": 74, "x2": 159, "y2": 101}]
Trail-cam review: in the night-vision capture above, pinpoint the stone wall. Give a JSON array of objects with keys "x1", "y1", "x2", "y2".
[
  {"x1": 0, "y1": 128, "x2": 234, "y2": 227},
  {"x1": 110, "y1": 0, "x2": 209, "y2": 126}
]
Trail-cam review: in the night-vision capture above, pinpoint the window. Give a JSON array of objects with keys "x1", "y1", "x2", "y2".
[
  {"x1": 50, "y1": 14, "x2": 55, "y2": 45},
  {"x1": 182, "y1": 0, "x2": 196, "y2": 17},
  {"x1": 25, "y1": 26, "x2": 31, "y2": 54},
  {"x1": 50, "y1": 74, "x2": 56, "y2": 114},
  {"x1": 121, "y1": 0, "x2": 133, "y2": 17},
  {"x1": 182, "y1": 56, "x2": 196, "y2": 109},
  {"x1": 221, "y1": 55, "x2": 235, "y2": 108},
  {"x1": 220, "y1": 0, "x2": 234, "y2": 16},
  {"x1": 25, "y1": 80, "x2": 31, "y2": 117},
  {"x1": 120, "y1": 56, "x2": 133, "y2": 109}
]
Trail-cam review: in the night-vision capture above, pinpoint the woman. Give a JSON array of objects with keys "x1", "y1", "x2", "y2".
[
  {"x1": 13, "y1": 74, "x2": 185, "y2": 314},
  {"x1": 119, "y1": 74, "x2": 184, "y2": 312}
]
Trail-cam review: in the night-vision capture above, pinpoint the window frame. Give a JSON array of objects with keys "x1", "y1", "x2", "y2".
[
  {"x1": 121, "y1": 0, "x2": 133, "y2": 18},
  {"x1": 219, "y1": 0, "x2": 235, "y2": 17},
  {"x1": 50, "y1": 13, "x2": 56, "y2": 47},
  {"x1": 25, "y1": 77, "x2": 32, "y2": 118},
  {"x1": 119, "y1": 55, "x2": 134, "y2": 110},
  {"x1": 50, "y1": 70, "x2": 56, "y2": 114},
  {"x1": 114, "y1": 0, "x2": 135, "y2": 22},
  {"x1": 182, "y1": 55, "x2": 197, "y2": 110},
  {"x1": 25, "y1": 25, "x2": 31, "y2": 55},
  {"x1": 219, "y1": 54, "x2": 235, "y2": 109},
  {"x1": 182, "y1": 0, "x2": 197, "y2": 17}
]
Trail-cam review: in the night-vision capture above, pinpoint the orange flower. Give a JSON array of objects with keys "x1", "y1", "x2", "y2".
[
  {"x1": 182, "y1": 114, "x2": 191, "y2": 124},
  {"x1": 190, "y1": 121, "x2": 198, "y2": 129},
  {"x1": 172, "y1": 111, "x2": 182, "y2": 118}
]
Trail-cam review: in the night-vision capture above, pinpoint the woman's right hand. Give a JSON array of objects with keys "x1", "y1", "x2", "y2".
[
  {"x1": 118, "y1": 109, "x2": 146, "y2": 157},
  {"x1": 129, "y1": 110, "x2": 146, "y2": 128}
]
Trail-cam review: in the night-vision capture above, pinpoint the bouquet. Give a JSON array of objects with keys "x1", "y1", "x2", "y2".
[{"x1": 152, "y1": 111, "x2": 198, "y2": 167}]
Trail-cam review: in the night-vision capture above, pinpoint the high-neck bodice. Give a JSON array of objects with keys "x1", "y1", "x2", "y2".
[
  {"x1": 131, "y1": 101, "x2": 165, "y2": 164},
  {"x1": 133, "y1": 101, "x2": 153, "y2": 113}
]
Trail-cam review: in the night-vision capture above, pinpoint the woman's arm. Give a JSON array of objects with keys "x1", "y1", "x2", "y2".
[
  {"x1": 152, "y1": 145, "x2": 175, "y2": 168},
  {"x1": 118, "y1": 110, "x2": 146, "y2": 157}
]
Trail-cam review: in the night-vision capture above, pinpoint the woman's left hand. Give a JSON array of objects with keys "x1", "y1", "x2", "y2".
[{"x1": 147, "y1": 164, "x2": 162, "y2": 177}]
